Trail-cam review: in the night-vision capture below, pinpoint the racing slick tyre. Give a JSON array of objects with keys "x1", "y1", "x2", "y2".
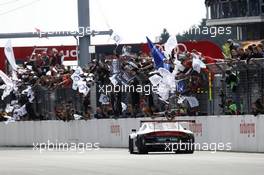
[
  {"x1": 174, "y1": 141, "x2": 195, "y2": 154},
  {"x1": 129, "y1": 136, "x2": 134, "y2": 154},
  {"x1": 137, "y1": 137, "x2": 148, "y2": 154},
  {"x1": 186, "y1": 137, "x2": 195, "y2": 154},
  {"x1": 186, "y1": 143, "x2": 195, "y2": 154}
]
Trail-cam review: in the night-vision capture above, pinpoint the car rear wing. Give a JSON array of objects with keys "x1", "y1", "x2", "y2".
[
  {"x1": 139, "y1": 120, "x2": 196, "y2": 131},
  {"x1": 140, "y1": 120, "x2": 196, "y2": 124}
]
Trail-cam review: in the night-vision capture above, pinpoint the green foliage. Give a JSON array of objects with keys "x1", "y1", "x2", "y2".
[
  {"x1": 222, "y1": 43, "x2": 231, "y2": 58},
  {"x1": 159, "y1": 28, "x2": 170, "y2": 44}
]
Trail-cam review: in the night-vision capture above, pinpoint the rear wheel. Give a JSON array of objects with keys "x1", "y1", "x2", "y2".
[
  {"x1": 174, "y1": 140, "x2": 195, "y2": 154},
  {"x1": 186, "y1": 143, "x2": 195, "y2": 154},
  {"x1": 187, "y1": 137, "x2": 195, "y2": 154},
  {"x1": 129, "y1": 136, "x2": 134, "y2": 154},
  {"x1": 138, "y1": 146, "x2": 148, "y2": 154},
  {"x1": 137, "y1": 137, "x2": 148, "y2": 154}
]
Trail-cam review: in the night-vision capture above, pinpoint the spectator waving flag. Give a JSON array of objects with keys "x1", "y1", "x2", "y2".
[
  {"x1": 110, "y1": 32, "x2": 122, "y2": 46},
  {"x1": 0, "y1": 70, "x2": 14, "y2": 100},
  {"x1": 146, "y1": 37, "x2": 165, "y2": 69},
  {"x1": 4, "y1": 40, "x2": 17, "y2": 71}
]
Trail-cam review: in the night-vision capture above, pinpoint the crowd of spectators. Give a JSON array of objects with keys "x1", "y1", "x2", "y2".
[
  {"x1": 0, "y1": 45, "x2": 213, "y2": 122},
  {"x1": 93, "y1": 47, "x2": 216, "y2": 119},
  {"x1": 220, "y1": 39, "x2": 264, "y2": 115},
  {"x1": 228, "y1": 39, "x2": 264, "y2": 61},
  {"x1": 0, "y1": 48, "x2": 96, "y2": 123},
  {"x1": 1, "y1": 39, "x2": 264, "y2": 123}
]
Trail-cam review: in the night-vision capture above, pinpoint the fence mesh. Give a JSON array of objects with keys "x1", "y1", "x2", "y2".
[{"x1": 1, "y1": 58, "x2": 264, "y2": 119}]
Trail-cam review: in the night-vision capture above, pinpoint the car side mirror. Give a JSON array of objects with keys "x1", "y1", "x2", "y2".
[{"x1": 131, "y1": 129, "x2": 136, "y2": 132}]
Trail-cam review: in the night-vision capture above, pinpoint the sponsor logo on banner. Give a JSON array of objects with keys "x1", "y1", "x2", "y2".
[
  {"x1": 110, "y1": 124, "x2": 121, "y2": 136},
  {"x1": 63, "y1": 50, "x2": 78, "y2": 59},
  {"x1": 30, "y1": 47, "x2": 78, "y2": 61},
  {"x1": 240, "y1": 120, "x2": 255, "y2": 137},
  {"x1": 189, "y1": 123, "x2": 202, "y2": 136}
]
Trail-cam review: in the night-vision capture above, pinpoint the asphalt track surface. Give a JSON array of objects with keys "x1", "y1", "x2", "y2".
[{"x1": 0, "y1": 148, "x2": 263, "y2": 175}]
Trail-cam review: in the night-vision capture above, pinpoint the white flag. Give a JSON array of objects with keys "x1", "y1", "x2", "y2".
[
  {"x1": 149, "y1": 74, "x2": 162, "y2": 87},
  {"x1": 99, "y1": 94, "x2": 110, "y2": 105},
  {"x1": 4, "y1": 117, "x2": 15, "y2": 125},
  {"x1": 0, "y1": 70, "x2": 14, "y2": 100},
  {"x1": 185, "y1": 96, "x2": 199, "y2": 108},
  {"x1": 148, "y1": 68, "x2": 176, "y2": 102},
  {"x1": 109, "y1": 74, "x2": 118, "y2": 86},
  {"x1": 121, "y1": 102, "x2": 127, "y2": 112},
  {"x1": 4, "y1": 40, "x2": 17, "y2": 71},
  {"x1": 73, "y1": 114, "x2": 82, "y2": 120},
  {"x1": 111, "y1": 32, "x2": 122, "y2": 45},
  {"x1": 73, "y1": 66, "x2": 84, "y2": 75},
  {"x1": 164, "y1": 36, "x2": 178, "y2": 57},
  {"x1": 0, "y1": 70, "x2": 12, "y2": 85},
  {"x1": 192, "y1": 54, "x2": 206, "y2": 73},
  {"x1": 5, "y1": 104, "x2": 14, "y2": 113},
  {"x1": 78, "y1": 81, "x2": 90, "y2": 96},
  {"x1": 13, "y1": 104, "x2": 27, "y2": 120}
]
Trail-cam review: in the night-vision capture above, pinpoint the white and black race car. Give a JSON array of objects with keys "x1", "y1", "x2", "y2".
[{"x1": 129, "y1": 120, "x2": 195, "y2": 154}]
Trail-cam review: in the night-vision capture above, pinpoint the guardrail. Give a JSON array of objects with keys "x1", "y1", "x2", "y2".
[{"x1": 0, "y1": 115, "x2": 263, "y2": 152}]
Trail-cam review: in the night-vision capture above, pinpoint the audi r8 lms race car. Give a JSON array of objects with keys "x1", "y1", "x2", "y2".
[{"x1": 128, "y1": 120, "x2": 195, "y2": 154}]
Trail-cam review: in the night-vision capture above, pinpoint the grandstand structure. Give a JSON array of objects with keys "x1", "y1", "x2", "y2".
[{"x1": 205, "y1": 0, "x2": 264, "y2": 40}]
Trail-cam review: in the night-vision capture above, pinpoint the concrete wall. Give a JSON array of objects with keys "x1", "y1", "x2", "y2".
[{"x1": 0, "y1": 115, "x2": 263, "y2": 152}]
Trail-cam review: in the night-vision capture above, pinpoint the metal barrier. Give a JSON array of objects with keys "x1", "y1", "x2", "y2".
[
  {"x1": 0, "y1": 86, "x2": 84, "y2": 120},
  {"x1": 207, "y1": 58, "x2": 264, "y2": 115}
]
